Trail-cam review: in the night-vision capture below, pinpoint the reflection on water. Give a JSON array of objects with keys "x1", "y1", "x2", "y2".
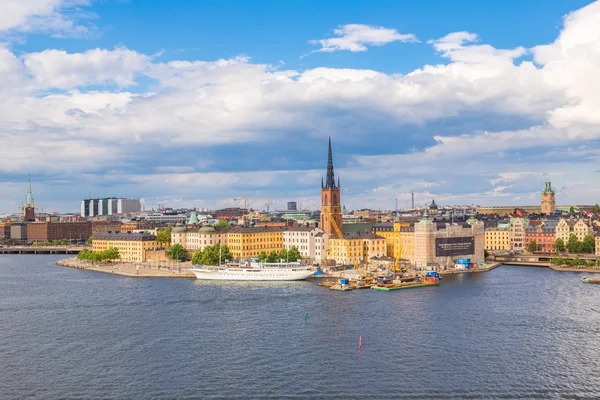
[{"x1": 1, "y1": 256, "x2": 600, "y2": 399}]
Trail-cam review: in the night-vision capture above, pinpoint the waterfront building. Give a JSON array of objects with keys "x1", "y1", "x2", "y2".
[
  {"x1": 399, "y1": 225, "x2": 415, "y2": 262},
  {"x1": 509, "y1": 218, "x2": 529, "y2": 251},
  {"x1": 541, "y1": 180, "x2": 556, "y2": 215},
  {"x1": 484, "y1": 227, "x2": 511, "y2": 251},
  {"x1": 372, "y1": 222, "x2": 410, "y2": 258},
  {"x1": 92, "y1": 232, "x2": 159, "y2": 262},
  {"x1": 283, "y1": 227, "x2": 328, "y2": 262},
  {"x1": 413, "y1": 212, "x2": 485, "y2": 267},
  {"x1": 227, "y1": 226, "x2": 288, "y2": 259},
  {"x1": 27, "y1": 221, "x2": 92, "y2": 243},
  {"x1": 320, "y1": 137, "x2": 343, "y2": 237},
  {"x1": 572, "y1": 219, "x2": 593, "y2": 241},
  {"x1": 81, "y1": 198, "x2": 141, "y2": 217},
  {"x1": 555, "y1": 218, "x2": 592, "y2": 243},
  {"x1": 171, "y1": 223, "x2": 229, "y2": 253},
  {"x1": 0, "y1": 221, "x2": 11, "y2": 239},
  {"x1": 327, "y1": 232, "x2": 386, "y2": 265},
  {"x1": 10, "y1": 223, "x2": 27, "y2": 245},
  {"x1": 525, "y1": 220, "x2": 556, "y2": 251},
  {"x1": 314, "y1": 232, "x2": 328, "y2": 264},
  {"x1": 595, "y1": 234, "x2": 600, "y2": 256}
]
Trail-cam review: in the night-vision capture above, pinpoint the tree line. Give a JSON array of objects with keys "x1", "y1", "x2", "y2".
[{"x1": 77, "y1": 248, "x2": 121, "y2": 262}]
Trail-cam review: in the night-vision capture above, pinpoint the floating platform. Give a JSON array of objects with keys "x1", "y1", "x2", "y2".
[
  {"x1": 372, "y1": 282, "x2": 439, "y2": 291},
  {"x1": 329, "y1": 284, "x2": 353, "y2": 291},
  {"x1": 582, "y1": 277, "x2": 600, "y2": 284}
]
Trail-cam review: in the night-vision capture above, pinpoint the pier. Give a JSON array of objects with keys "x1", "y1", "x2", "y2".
[{"x1": 0, "y1": 246, "x2": 84, "y2": 255}]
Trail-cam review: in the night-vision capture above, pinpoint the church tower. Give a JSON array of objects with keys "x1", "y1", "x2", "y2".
[
  {"x1": 320, "y1": 137, "x2": 343, "y2": 237},
  {"x1": 541, "y1": 179, "x2": 555, "y2": 215},
  {"x1": 23, "y1": 173, "x2": 35, "y2": 221}
]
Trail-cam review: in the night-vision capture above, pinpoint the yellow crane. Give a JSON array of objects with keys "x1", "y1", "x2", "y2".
[
  {"x1": 327, "y1": 212, "x2": 370, "y2": 279},
  {"x1": 393, "y1": 243, "x2": 404, "y2": 272},
  {"x1": 232, "y1": 197, "x2": 251, "y2": 210}
]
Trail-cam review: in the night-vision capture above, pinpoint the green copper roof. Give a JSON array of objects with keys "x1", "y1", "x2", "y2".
[
  {"x1": 187, "y1": 210, "x2": 199, "y2": 225},
  {"x1": 417, "y1": 211, "x2": 433, "y2": 225},
  {"x1": 26, "y1": 173, "x2": 34, "y2": 206}
]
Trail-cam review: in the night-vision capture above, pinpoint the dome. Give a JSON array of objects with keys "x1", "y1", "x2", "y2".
[
  {"x1": 199, "y1": 223, "x2": 216, "y2": 233},
  {"x1": 172, "y1": 223, "x2": 187, "y2": 233},
  {"x1": 187, "y1": 210, "x2": 200, "y2": 225},
  {"x1": 429, "y1": 199, "x2": 438, "y2": 210}
]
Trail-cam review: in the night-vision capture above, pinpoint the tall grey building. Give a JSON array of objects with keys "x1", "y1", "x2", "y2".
[{"x1": 81, "y1": 198, "x2": 141, "y2": 217}]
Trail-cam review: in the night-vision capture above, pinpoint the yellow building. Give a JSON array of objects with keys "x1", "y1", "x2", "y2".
[
  {"x1": 171, "y1": 223, "x2": 229, "y2": 252},
  {"x1": 484, "y1": 228, "x2": 511, "y2": 251},
  {"x1": 226, "y1": 226, "x2": 287, "y2": 259},
  {"x1": 327, "y1": 233, "x2": 386, "y2": 265},
  {"x1": 399, "y1": 226, "x2": 415, "y2": 262},
  {"x1": 372, "y1": 222, "x2": 409, "y2": 258},
  {"x1": 92, "y1": 232, "x2": 159, "y2": 262}
]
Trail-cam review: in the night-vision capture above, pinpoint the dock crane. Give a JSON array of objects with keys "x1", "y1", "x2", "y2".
[{"x1": 326, "y1": 211, "x2": 370, "y2": 280}]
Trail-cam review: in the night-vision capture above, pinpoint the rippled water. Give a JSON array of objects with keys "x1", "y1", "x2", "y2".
[{"x1": 1, "y1": 255, "x2": 600, "y2": 399}]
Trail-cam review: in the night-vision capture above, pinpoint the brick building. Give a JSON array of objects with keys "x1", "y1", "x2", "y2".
[
  {"x1": 27, "y1": 222, "x2": 92, "y2": 243},
  {"x1": 91, "y1": 221, "x2": 124, "y2": 236}
]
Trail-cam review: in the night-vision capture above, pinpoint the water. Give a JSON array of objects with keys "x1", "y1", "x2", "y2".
[{"x1": 1, "y1": 255, "x2": 600, "y2": 399}]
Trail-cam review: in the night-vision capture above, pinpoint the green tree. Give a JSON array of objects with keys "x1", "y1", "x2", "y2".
[
  {"x1": 266, "y1": 250, "x2": 280, "y2": 263},
  {"x1": 156, "y1": 226, "x2": 173, "y2": 245},
  {"x1": 77, "y1": 249, "x2": 92, "y2": 260},
  {"x1": 287, "y1": 246, "x2": 301, "y2": 262},
  {"x1": 199, "y1": 243, "x2": 232, "y2": 265},
  {"x1": 554, "y1": 238, "x2": 566, "y2": 253},
  {"x1": 86, "y1": 236, "x2": 93, "y2": 245},
  {"x1": 569, "y1": 206, "x2": 575, "y2": 214},
  {"x1": 258, "y1": 251, "x2": 268, "y2": 262},
  {"x1": 103, "y1": 247, "x2": 121, "y2": 261},
  {"x1": 167, "y1": 243, "x2": 188, "y2": 261},
  {"x1": 484, "y1": 249, "x2": 490, "y2": 259},
  {"x1": 567, "y1": 234, "x2": 581, "y2": 253},
  {"x1": 592, "y1": 204, "x2": 600, "y2": 213},
  {"x1": 581, "y1": 235, "x2": 595, "y2": 254},
  {"x1": 214, "y1": 219, "x2": 229, "y2": 228},
  {"x1": 278, "y1": 248, "x2": 288, "y2": 261},
  {"x1": 527, "y1": 240, "x2": 538, "y2": 253},
  {"x1": 191, "y1": 249, "x2": 203, "y2": 265}
]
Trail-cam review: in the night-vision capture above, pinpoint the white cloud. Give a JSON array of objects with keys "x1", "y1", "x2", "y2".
[
  {"x1": 307, "y1": 24, "x2": 418, "y2": 55},
  {"x1": 22, "y1": 47, "x2": 150, "y2": 89},
  {"x1": 4, "y1": 3, "x2": 600, "y2": 210},
  {"x1": 0, "y1": 0, "x2": 94, "y2": 37}
]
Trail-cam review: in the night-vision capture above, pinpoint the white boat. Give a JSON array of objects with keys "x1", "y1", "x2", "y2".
[{"x1": 192, "y1": 258, "x2": 314, "y2": 281}]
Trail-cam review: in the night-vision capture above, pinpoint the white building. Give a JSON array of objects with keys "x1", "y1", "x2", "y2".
[
  {"x1": 283, "y1": 227, "x2": 328, "y2": 262},
  {"x1": 81, "y1": 198, "x2": 141, "y2": 217}
]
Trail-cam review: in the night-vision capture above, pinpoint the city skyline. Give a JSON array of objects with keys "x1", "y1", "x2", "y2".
[{"x1": 1, "y1": 0, "x2": 600, "y2": 213}]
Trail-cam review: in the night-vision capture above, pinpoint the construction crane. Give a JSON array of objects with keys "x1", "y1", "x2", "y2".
[
  {"x1": 232, "y1": 197, "x2": 251, "y2": 210},
  {"x1": 393, "y1": 244, "x2": 404, "y2": 272},
  {"x1": 327, "y1": 212, "x2": 369, "y2": 279},
  {"x1": 265, "y1": 201, "x2": 272, "y2": 212}
]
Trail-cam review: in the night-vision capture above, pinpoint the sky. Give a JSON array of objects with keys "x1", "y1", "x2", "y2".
[{"x1": 1, "y1": 0, "x2": 600, "y2": 213}]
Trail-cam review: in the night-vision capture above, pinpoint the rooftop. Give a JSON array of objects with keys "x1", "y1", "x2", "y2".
[{"x1": 94, "y1": 232, "x2": 157, "y2": 241}]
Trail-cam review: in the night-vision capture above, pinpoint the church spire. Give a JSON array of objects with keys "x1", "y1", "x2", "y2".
[
  {"x1": 325, "y1": 136, "x2": 337, "y2": 189},
  {"x1": 26, "y1": 173, "x2": 34, "y2": 206}
]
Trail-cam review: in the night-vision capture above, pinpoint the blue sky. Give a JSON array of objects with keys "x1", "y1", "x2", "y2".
[{"x1": 1, "y1": 0, "x2": 600, "y2": 213}]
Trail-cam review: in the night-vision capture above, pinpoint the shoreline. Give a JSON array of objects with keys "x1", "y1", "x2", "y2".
[{"x1": 56, "y1": 258, "x2": 196, "y2": 278}]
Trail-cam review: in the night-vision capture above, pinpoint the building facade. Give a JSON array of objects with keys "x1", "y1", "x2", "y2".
[
  {"x1": 525, "y1": 220, "x2": 556, "y2": 251},
  {"x1": 81, "y1": 198, "x2": 141, "y2": 217},
  {"x1": 327, "y1": 233, "x2": 386, "y2": 266},
  {"x1": 509, "y1": 218, "x2": 529, "y2": 251},
  {"x1": 171, "y1": 223, "x2": 229, "y2": 253},
  {"x1": 91, "y1": 220, "x2": 124, "y2": 236},
  {"x1": 320, "y1": 137, "x2": 343, "y2": 238},
  {"x1": 227, "y1": 226, "x2": 287, "y2": 259},
  {"x1": 283, "y1": 227, "x2": 326, "y2": 261},
  {"x1": 541, "y1": 180, "x2": 556, "y2": 215},
  {"x1": 484, "y1": 228, "x2": 511, "y2": 251},
  {"x1": 27, "y1": 222, "x2": 92, "y2": 243},
  {"x1": 92, "y1": 232, "x2": 159, "y2": 262},
  {"x1": 413, "y1": 213, "x2": 485, "y2": 267}
]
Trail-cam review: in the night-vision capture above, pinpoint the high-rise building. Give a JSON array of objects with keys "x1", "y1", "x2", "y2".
[
  {"x1": 287, "y1": 201, "x2": 297, "y2": 211},
  {"x1": 81, "y1": 198, "x2": 141, "y2": 217},
  {"x1": 541, "y1": 179, "x2": 556, "y2": 215},
  {"x1": 319, "y1": 137, "x2": 342, "y2": 237}
]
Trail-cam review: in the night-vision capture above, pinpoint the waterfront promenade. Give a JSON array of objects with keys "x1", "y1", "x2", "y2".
[
  {"x1": 56, "y1": 258, "x2": 195, "y2": 278},
  {"x1": 0, "y1": 246, "x2": 84, "y2": 254}
]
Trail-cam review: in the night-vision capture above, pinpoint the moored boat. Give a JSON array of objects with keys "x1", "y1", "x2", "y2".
[
  {"x1": 582, "y1": 276, "x2": 600, "y2": 284},
  {"x1": 192, "y1": 258, "x2": 314, "y2": 281}
]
